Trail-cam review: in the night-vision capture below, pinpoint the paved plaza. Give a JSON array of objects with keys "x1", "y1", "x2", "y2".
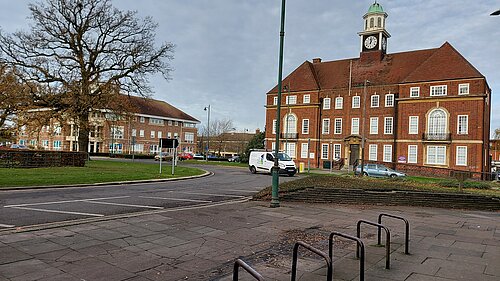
[{"x1": 0, "y1": 200, "x2": 499, "y2": 280}]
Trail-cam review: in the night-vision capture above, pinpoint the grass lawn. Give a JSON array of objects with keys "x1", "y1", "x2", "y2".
[
  {"x1": 0, "y1": 160, "x2": 206, "y2": 188},
  {"x1": 254, "y1": 173, "x2": 500, "y2": 199}
]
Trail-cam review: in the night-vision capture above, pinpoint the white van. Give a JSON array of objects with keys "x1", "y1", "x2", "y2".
[{"x1": 248, "y1": 150, "x2": 297, "y2": 176}]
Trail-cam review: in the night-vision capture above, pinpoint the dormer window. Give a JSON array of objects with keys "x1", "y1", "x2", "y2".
[
  {"x1": 458, "y1": 84, "x2": 469, "y2": 95},
  {"x1": 430, "y1": 85, "x2": 447, "y2": 96}
]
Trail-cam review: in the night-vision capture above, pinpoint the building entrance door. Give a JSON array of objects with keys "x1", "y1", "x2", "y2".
[{"x1": 350, "y1": 144, "x2": 360, "y2": 167}]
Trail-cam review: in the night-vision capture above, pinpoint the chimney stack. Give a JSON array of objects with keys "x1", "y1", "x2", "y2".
[{"x1": 312, "y1": 58, "x2": 322, "y2": 63}]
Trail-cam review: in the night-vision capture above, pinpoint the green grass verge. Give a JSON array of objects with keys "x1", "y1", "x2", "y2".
[
  {"x1": 254, "y1": 174, "x2": 500, "y2": 200},
  {"x1": 181, "y1": 159, "x2": 248, "y2": 168},
  {"x1": 0, "y1": 160, "x2": 206, "y2": 188}
]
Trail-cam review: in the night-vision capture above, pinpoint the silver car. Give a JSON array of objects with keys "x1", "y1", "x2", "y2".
[{"x1": 355, "y1": 164, "x2": 406, "y2": 178}]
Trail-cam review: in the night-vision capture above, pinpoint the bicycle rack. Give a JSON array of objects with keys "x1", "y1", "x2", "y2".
[
  {"x1": 291, "y1": 241, "x2": 332, "y2": 281},
  {"x1": 329, "y1": 231, "x2": 366, "y2": 281},
  {"x1": 356, "y1": 220, "x2": 391, "y2": 269},
  {"x1": 378, "y1": 213, "x2": 410, "y2": 255},
  {"x1": 233, "y1": 259, "x2": 264, "y2": 281}
]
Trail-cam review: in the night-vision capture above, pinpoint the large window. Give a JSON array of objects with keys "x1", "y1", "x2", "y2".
[
  {"x1": 322, "y1": 119, "x2": 330, "y2": 134},
  {"x1": 456, "y1": 146, "x2": 467, "y2": 166},
  {"x1": 384, "y1": 117, "x2": 393, "y2": 134},
  {"x1": 149, "y1": 118, "x2": 164, "y2": 125},
  {"x1": 111, "y1": 126, "x2": 124, "y2": 139},
  {"x1": 383, "y1": 145, "x2": 392, "y2": 162},
  {"x1": 457, "y1": 115, "x2": 468, "y2": 135},
  {"x1": 430, "y1": 85, "x2": 447, "y2": 96},
  {"x1": 285, "y1": 143, "x2": 296, "y2": 159},
  {"x1": 335, "y1": 97, "x2": 343, "y2": 109},
  {"x1": 369, "y1": 144, "x2": 378, "y2": 161},
  {"x1": 53, "y1": 140, "x2": 62, "y2": 150},
  {"x1": 410, "y1": 87, "x2": 420, "y2": 98},
  {"x1": 427, "y1": 146, "x2": 446, "y2": 165},
  {"x1": 321, "y1": 144, "x2": 329, "y2": 159},
  {"x1": 301, "y1": 143, "x2": 309, "y2": 158},
  {"x1": 370, "y1": 117, "x2": 378, "y2": 134},
  {"x1": 351, "y1": 118, "x2": 360, "y2": 135},
  {"x1": 428, "y1": 109, "x2": 447, "y2": 135},
  {"x1": 286, "y1": 95, "x2": 297, "y2": 105},
  {"x1": 352, "y1": 96, "x2": 360, "y2": 108},
  {"x1": 408, "y1": 145, "x2": 418, "y2": 163},
  {"x1": 409, "y1": 116, "x2": 419, "y2": 134},
  {"x1": 139, "y1": 130, "x2": 144, "y2": 137},
  {"x1": 273, "y1": 97, "x2": 278, "y2": 105},
  {"x1": 303, "y1": 94, "x2": 310, "y2": 104},
  {"x1": 458, "y1": 84, "x2": 469, "y2": 95},
  {"x1": 334, "y1": 118, "x2": 342, "y2": 134},
  {"x1": 323, "y1": 98, "x2": 331, "y2": 109},
  {"x1": 333, "y1": 144, "x2": 341, "y2": 159},
  {"x1": 185, "y1": 132, "x2": 194, "y2": 143},
  {"x1": 272, "y1": 119, "x2": 277, "y2": 134},
  {"x1": 371, "y1": 95, "x2": 379, "y2": 107},
  {"x1": 385, "y1": 94, "x2": 394, "y2": 107},
  {"x1": 284, "y1": 114, "x2": 297, "y2": 134},
  {"x1": 302, "y1": 119, "x2": 309, "y2": 134}
]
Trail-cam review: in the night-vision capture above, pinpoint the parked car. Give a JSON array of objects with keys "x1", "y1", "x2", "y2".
[
  {"x1": 10, "y1": 144, "x2": 29, "y2": 149},
  {"x1": 228, "y1": 155, "x2": 240, "y2": 162},
  {"x1": 178, "y1": 152, "x2": 194, "y2": 160},
  {"x1": 154, "y1": 152, "x2": 171, "y2": 161},
  {"x1": 193, "y1": 154, "x2": 204, "y2": 160},
  {"x1": 354, "y1": 164, "x2": 406, "y2": 178}
]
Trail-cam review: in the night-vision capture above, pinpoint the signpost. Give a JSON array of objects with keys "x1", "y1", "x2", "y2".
[{"x1": 159, "y1": 138, "x2": 179, "y2": 175}]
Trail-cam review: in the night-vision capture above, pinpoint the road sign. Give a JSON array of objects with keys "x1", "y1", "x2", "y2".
[{"x1": 160, "y1": 138, "x2": 178, "y2": 148}]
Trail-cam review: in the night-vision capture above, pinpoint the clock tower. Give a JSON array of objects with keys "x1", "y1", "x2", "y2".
[{"x1": 358, "y1": 1, "x2": 391, "y2": 55}]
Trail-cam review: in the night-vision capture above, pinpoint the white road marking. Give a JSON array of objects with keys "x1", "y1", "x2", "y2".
[
  {"x1": 226, "y1": 189, "x2": 258, "y2": 193},
  {"x1": 138, "y1": 196, "x2": 212, "y2": 203},
  {"x1": 9, "y1": 206, "x2": 104, "y2": 217},
  {"x1": 4, "y1": 196, "x2": 130, "y2": 208},
  {"x1": 172, "y1": 191, "x2": 246, "y2": 198},
  {"x1": 0, "y1": 223, "x2": 14, "y2": 228},
  {"x1": 84, "y1": 200, "x2": 164, "y2": 209}
]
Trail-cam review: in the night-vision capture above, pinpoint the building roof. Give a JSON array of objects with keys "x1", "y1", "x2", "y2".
[
  {"x1": 267, "y1": 42, "x2": 485, "y2": 94},
  {"x1": 367, "y1": 2, "x2": 384, "y2": 14},
  {"x1": 121, "y1": 95, "x2": 200, "y2": 123}
]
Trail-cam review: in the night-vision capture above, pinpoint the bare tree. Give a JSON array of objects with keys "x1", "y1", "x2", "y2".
[{"x1": 0, "y1": 0, "x2": 174, "y2": 152}]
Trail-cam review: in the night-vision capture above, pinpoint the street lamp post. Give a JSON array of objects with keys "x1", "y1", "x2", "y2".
[
  {"x1": 271, "y1": 0, "x2": 286, "y2": 208},
  {"x1": 204, "y1": 105, "x2": 211, "y2": 161},
  {"x1": 360, "y1": 80, "x2": 369, "y2": 176}
]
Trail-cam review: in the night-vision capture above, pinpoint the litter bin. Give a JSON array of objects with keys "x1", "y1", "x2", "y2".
[
  {"x1": 299, "y1": 162, "x2": 304, "y2": 173},
  {"x1": 323, "y1": 161, "x2": 331, "y2": 169}
]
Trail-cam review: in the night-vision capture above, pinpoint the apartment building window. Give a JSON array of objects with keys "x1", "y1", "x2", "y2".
[
  {"x1": 184, "y1": 123, "x2": 196, "y2": 128},
  {"x1": 111, "y1": 126, "x2": 124, "y2": 139},
  {"x1": 149, "y1": 118, "x2": 164, "y2": 125},
  {"x1": 110, "y1": 143, "x2": 123, "y2": 154},
  {"x1": 385, "y1": 94, "x2": 394, "y2": 107},
  {"x1": 174, "y1": 133, "x2": 178, "y2": 138},
  {"x1": 303, "y1": 94, "x2": 310, "y2": 104},
  {"x1": 410, "y1": 87, "x2": 420, "y2": 97},
  {"x1": 428, "y1": 109, "x2": 447, "y2": 135},
  {"x1": 323, "y1": 98, "x2": 331, "y2": 109},
  {"x1": 157, "y1": 131, "x2": 163, "y2": 139},
  {"x1": 273, "y1": 96, "x2": 278, "y2": 105},
  {"x1": 321, "y1": 144, "x2": 329, "y2": 159},
  {"x1": 271, "y1": 142, "x2": 276, "y2": 151},
  {"x1": 140, "y1": 116, "x2": 145, "y2": 123},
  {"x1": 167, "y1": 132, "x2": 172, "y2": 138},
  {"x1": 384, "y1": 117, "x2": 393, "y2": 134},
  {"x1": 285, "y1": 143, "x2": 296, "y2": 158},
  {"x1": 333, "y1": 144, "x2": 341, "y2": 159},
  {"x1": 352, "y1": 96, "x2": 360, "y2": 108},
  {"x1": 301, "y1": 143, "x2": 309, "y2": 158},
  {"x1": 371, "y1": 95, "x2": 379, "y2": 107},
  {"x1": 284, "y1": 114, "x2": 297, "y2": 134},
  {"x1": 427, "y1": 146, "x2": 446, "y2": 165},
  {"x1": 174, "y1": 121, "x2": 179, "y2": 126},
  {"x1": 408, "y1": 145, "x2": 418, "y2": 163},
  {"x1": 54, "y1": 125, "x2": 62, "y2": 136},
  {"x1": 19, "y1": 139, "x2": 26, "y2": 145},
  {"x1": 370, "y1": 117, "x2": 378, "y2": 134},
  {"x1": 302, "y1": 119, "x2": 309, "y2": 134},
  {"x1": 150, "y1": 131, "x2": 155, "y2": 138},
  {"x1": 133, "y1": 144, "x2": 144, "y2": 153},
  {"x1": 185, "y1": 132, "x2": 194, "y2": 143},
  {"x1": 456, "y1": 146, "x2": 467, "y2": 166},
  {"x1": 30, "y1": 140, "x2": 36, "y2": 146},
  {"x1": 272, "y1": 119, "x2": 277, "y2": 134},
  {"x1": 286, "y1": 95, "x2": 297, "y2": 105},
  {"x1": 458, "y1": 83, "x2": 469, "y2": 95},
  {"x1": 168, "y1": 120, "x2": 172, "y2": 126},
  {"x1": 322, "y1": 119, "x2": 330, "y2": 134},
  {"x1": 369, "y1": 144, "x2": 378, "y2": 161},
  {"x1": 53, "y1": 140, "x2": 62, "y2": 150},
  {"x1": 457, "y1": 115, "x2": 468, "y2": 134},
  {"x1": 334, "y1": 118, "x2": 342, "y2": 134},
  {"x1": 430, "y1": 85, "x2": 447, "y2": 96},
  {"x1": 131, "y1": 129, "x2": 137, "y2": 137},
  {"x1": 42, "y1": 140, "x2": 49, "y2": 148},
  {"x1": 335, "y1": 97, "x2": 343, "y2": 109},
  {"x1": 351, "y1": 118, "x2": 360, "y2": 134},
  {"x1": 139, "y1": 130, "x2": 144, "y2": 137},
  {"x1": 383, "y1": 145, "x2": 392, "y2": 162},
  {"x1": 409, "y1": 116, "x2": 419, "y2": 134}
]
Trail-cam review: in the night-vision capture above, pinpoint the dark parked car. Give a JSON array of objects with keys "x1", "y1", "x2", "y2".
[
  {"x1": 228, "y1": 155, "x2": 240, "y2": 162},
  {"x1": 355, "y1": 164, "x2": 406, "y2": 178}
]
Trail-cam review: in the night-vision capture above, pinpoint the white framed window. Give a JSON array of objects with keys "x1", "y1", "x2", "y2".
[
  {"x1": 271, "y1": 142, "x2": 276, "y2": 151},
  {"x1": 323, "y1": 98, "x2": 331, "y2": 109},
  {"x1": 351, "y1": 118, "x2": 360, "y2": 135},
  {"x1": 272, "y1": 119, "x2": 277, "y2": 134},
  {"x1": 321, "y1": 144, "x2": 329, "y2": 159},
  {"x1": 139, "y1": 130, "x2": 144, "y2": 137},
  {"x1": 150, "y1": 131, "x2": 155, "y2": 138},
  {"x1": 335, "y1": 97, "x2": 343, "y2": 109},
  {"x1": 458, "y1": 84, "x2": 469, "y2": 95},
  {"x1": 167, "y1": 132, "x2": 172, "y2": 138},
  {"x1": 370, "y1": 117, "x2": 378, "y2": 134},
  {"x1": 149, "y1": 118, "x2": 164, "y2": 125},
  {"x1": 53, "y1": 140, "x2": 62, "y2": 150},
  {"x1": 140, "y1": 116, "x2": 145, "y2": 123},
  {"x1": 286, "y1": 95, "x2": 297, "y2": 105},
  {"x1": 409, "y1": 116, "x2": 419, "y2": 135},
  {"x1": 410, "y1": 87, "x2": 420, "y2": 98},
  {"x1": 273, "y1": 96, "x2": 278, "y2": 105},
  {"x1": 285, "y1": 143, "x2": 296, "y2": 159},
  {"x1": 371, "y1": 95, "x2": 379, "y2": 107},
  {"x1": 301, "y1": 143, "x2": 309, "y2": 158},
  {"x1": 428, "y1": 109, "x2": 447, "y2": 135},
  {"x1": 322, "y1": 118, "x2": 330, "y2": 134},
  {"x1": 457, "y1": 115, "x2": 468, "y2": 135},
  {"x1": 131, "y1": 129, "x2": 137, "y2": 137},
  {"x1": 430, "y1": 85, "x2": 447, "y2": 96},
  {"x1": 427, "y1": 146, "x2": 446, "y2": 165},
  {"x1": 408, "y1": 145, "x2": 418, "y2": 163},
  {"x1": 334, "y1": 118, "x2": 342, "y2": 134},
  {"x1": 384, "y1": 117, "x2": 393, "y2": 134},
  {"x1": 383, "y1": 145, "x2": 392, "y2": 162},
  {"x1": 168, "y1": 120, "x2": 173, "y2": 126},
  {"x1": 333, "y1": 144, "x2": 341, "y2": 159},
  {"x1": 456, "y1": 146, "x2": 467, "y2": 166},
  {"x1": 174, "y1": 132, "x2": 179, "y2": 138},
  {"x1": 157, "y1": 131, "x2": 163, "y2": 139},
  {"x1": 174, "y1": 121, "x2": 179, "y2": 126},
  {"x1": 303, "y1": 94, "x2": 310, "y2": 104},
  {"x1": 111, "y1": 126, "x2": 124, "y2": 139},
  {"x1": 385, "y1": 94, "x2": 394, "y2": 107},
  {"x1": 302, "y1": 119, "x2": 309, "y2": 134},
  {"x1": 369, "y1": 144, "x2": 378, "y2": 161},
  {"x1": 42, "y1": 140, "x2": 49, "y2": 148},
  {"x1": 352, "y1": 96, "x2": 360, "y2": 108}
]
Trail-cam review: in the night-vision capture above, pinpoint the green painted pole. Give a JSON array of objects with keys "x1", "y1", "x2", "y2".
[{"x1": 271, "y1": 0, "x2": 286, "y2": 208}]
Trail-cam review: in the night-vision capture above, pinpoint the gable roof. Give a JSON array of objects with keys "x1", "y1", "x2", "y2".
[
  {"x1": 121, "y1": 95, "x2": 200, "y2": 123},
  {"x1": 267, "y1": 42, "x2": 485, "y2": 94}
]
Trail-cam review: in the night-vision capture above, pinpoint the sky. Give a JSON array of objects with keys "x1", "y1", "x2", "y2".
[{"x1": 1, "y1": 0, "x2": 499, "y2": 136}]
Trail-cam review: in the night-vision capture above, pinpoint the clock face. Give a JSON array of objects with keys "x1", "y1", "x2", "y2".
[
  {"x1": 364, "y1": 36, "x2": 377, "y2": 49},
  {"x1": 381, "y1": 37, "x2": 387, "y2": 51}
]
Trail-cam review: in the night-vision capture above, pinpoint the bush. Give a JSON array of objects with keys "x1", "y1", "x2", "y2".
[{"x1": 439, "y1": 180, "x2": 491, "y2": 190}]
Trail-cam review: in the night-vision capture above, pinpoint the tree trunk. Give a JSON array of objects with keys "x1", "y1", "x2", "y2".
[{"x1": 77, "y1": 113, "x2": 90, "y2": 153}]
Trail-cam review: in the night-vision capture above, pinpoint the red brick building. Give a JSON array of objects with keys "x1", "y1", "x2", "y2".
[{"x1": 265, "y1": 2, "x2": 491, "y2": 176}]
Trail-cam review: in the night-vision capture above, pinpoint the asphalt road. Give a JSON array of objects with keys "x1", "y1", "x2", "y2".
[{"x1": 0, "y1": 164, "x2": 296, "y2": 229}]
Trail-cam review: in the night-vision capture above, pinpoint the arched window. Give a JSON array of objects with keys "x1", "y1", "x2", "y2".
[
  {"x1": 377, "y1": 17, "x2": 382, "y2": 27},
  {"x1": 370, "y1": 18, "x2": 374, "y2": 28},
  {"x1": 365, "y1": 19, "x2": 368, "y2": 30},
  {"x1": 428, "y1": 109, "x2": 447, "y2": 135},
  {"x1": 284, "y1": 114, "x2": 297, "y2": 134}
]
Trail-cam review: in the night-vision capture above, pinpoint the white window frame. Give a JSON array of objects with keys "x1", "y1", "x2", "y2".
[
  {"x1": 322, "y1": 118, "x2": 330, "y2": 134},
  {"x1": 371, "y1": 95, "x2": 379, "y2": 108},
  {"x1": 427, "y1": 145, "x2": 446, "y2": 165},
  {"x1": 139, "y1": 130, "x2": 144, "y2": 137},
  {"x1": 456, "y1": 146, "x2": 467, "y2": 166},
  {"x1": 150, "y1": 131, "x2": 155, "y2": 139},
  {"x1": 285, "y1": 143, "x2": 296, "y2": 159},
  {"x1": 323, "y1": 98, "x2": 331, "y2": 110},
  {"x1": 158, "y1": 131, "x2": 163, "y2": 139},
  {"x1": 385, "y1": 94, "x2": 394, "y2": 107},
  {"x1": 352, "y1": 96, "x2": 360, "y2": 108},
  {"x1": 351, "y1": 118, "x2": 360, "y2": 135},
  {"x1": 333, "y1": 144, "x2": 341, "y2": 159},
  {"x1": 384, "y1": 117, "x2": 393, "y2": 134},
  {"x1": 335, "y1": 97, "x2": 343, "y2": 109},
  {"x1": 457, "y1": 115, "x2": 468, "y2": 135},
  {"x1": 369, "y1": 144, "x2": 378, "y2": 161},
  {"x1": 408, "y1": 145, "x2": 418, "y2": 163},
  {"x1": 383, "y1": 145, "x2": 392, "y2": 162},
  {"x1": 334, "y1": 118, "x2": 342, "y2": 134},
  {"x1": 273, "y1": 96, "x2": 278, "y2": 105},
  {"x1": 301, "y1": 143, "x2": 309, "y2": 158},
  {"x1": 286, "y1": 95, "x2": 297, "y2": 105},
  {"x1": 272, "y1": 119, "x2": 277, "y2": 134},
  {"x1": 458, "y1": 83, "x2": 469, "y2": 95},
  {"x1": 303, "y1": 94, "x2": 310, "y2": 104},
  {"x1": 409, "y1": 116, "x2": 419, "y2": 135},
  {"x1": 131, "y1": 129, "x2": 137, "y2": 137},
  {"x1": 410, "y1": 87, "x2": 420, "y2": 98},
  {"x1": 430, "y1": 85, "x2": 447, "y2": 96},
  {"x1": 184, "y1": 132, "x2": 195, "y2": 143},
  {"x1": 302, "y1": 119, "x2": 309, "y2": 134},
  {"x1": 321, "y1": 144, "x2": 329, "y2": 159},
  {"x1": 370, "y1": 117, "x2": 378, "y2": 134}
]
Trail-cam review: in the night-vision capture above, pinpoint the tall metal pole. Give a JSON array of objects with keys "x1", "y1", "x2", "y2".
[
  {"x1": 271, "y1": 0, "x2": 286, "y2": 208},
  {"x1": 204, "y1": 105, "x2": 211, "y2": 161},
  {"x1": 360, "y1": 80, "x2": 369, "y2": 176}
]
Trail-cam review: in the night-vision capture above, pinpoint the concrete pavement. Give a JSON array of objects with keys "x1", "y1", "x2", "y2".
[{"x1": 0, "y1": 200, "x2": 499, "y2": 281}]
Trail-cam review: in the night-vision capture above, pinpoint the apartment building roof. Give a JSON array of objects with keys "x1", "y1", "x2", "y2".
[{"x1": 122, "y1": 95, "x2": 200, "y2": 123}]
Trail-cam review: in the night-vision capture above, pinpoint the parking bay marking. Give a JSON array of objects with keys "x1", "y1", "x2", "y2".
[
  {"x1": 0, "y1": 223, "x2": 15, "y2": 228},
  {"x1": 139, "y1": 196, "x2": 212, "y2": 203},
  {"x1": 170, "y1": 191, "x2": 246, "y2": 198},
  {"x1": 4, "y1": 196, "x2": 130, "y2": 208},
  {"x1": 8, "y1": 206, "x2": 104, "y2": 217},
  {"x1": 84, "y1": 200, "x2": 163, "y2": 209}
]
